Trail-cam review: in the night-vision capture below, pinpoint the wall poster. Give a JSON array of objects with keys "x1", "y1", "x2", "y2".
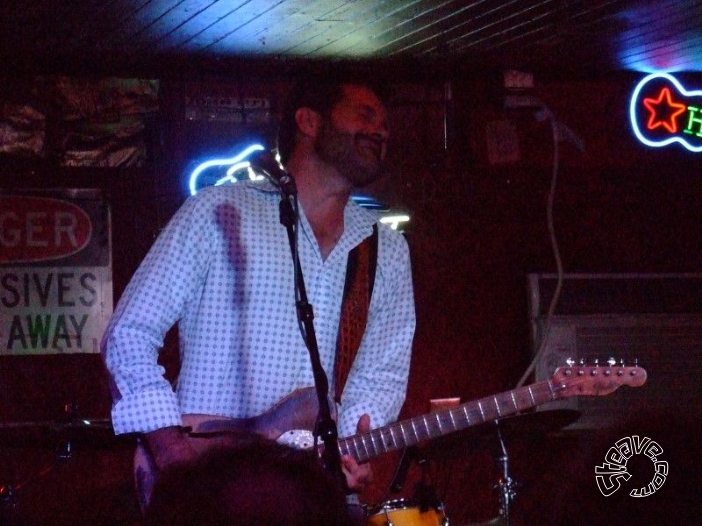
[{"x1": 0, "y1": 188, "x2": 112, "y2": 355}]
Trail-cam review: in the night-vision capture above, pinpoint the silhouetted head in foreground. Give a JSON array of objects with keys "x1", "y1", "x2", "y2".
[{"x1": 144, "y1": 434, "x2": 355, "y2": 526}]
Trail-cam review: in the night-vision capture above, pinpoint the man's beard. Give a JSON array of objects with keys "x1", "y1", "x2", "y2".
[{"x1": 314, "y1": 120, "x2": 386, "y2": 188}]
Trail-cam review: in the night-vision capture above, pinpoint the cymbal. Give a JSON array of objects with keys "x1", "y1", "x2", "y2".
[
  {"x1": 0, "y1": 418, "x2": 134, "y2": 449},
  {"x1": 424, "y1": 409, "x2": 581, "y2": 458}
]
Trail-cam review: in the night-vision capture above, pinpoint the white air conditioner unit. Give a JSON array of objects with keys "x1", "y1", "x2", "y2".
[{"x1": 528, "y1": 273, "x2": 702, "y2": 430}]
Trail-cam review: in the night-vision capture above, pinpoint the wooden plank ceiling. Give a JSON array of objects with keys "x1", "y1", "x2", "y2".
[{"x1": 1, "y1": 0, "x2": 702, "y2": 78}]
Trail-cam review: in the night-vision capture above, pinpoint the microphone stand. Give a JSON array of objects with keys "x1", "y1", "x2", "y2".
[
  {"x1": 269, "y1": 164, "x2": 346, "y2": 492},
  {"x1": 493, "y1": 423, "x2": 517, "y2": 526}
]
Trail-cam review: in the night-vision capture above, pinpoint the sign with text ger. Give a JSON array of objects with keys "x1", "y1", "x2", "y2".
[{"x1": 0, "y1": 190, "x2": 112, "y2": 355}]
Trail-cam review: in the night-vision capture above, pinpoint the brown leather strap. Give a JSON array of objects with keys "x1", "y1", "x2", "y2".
[{"x1": 334, "y1": 224, "x2": 378, "y2": 403}]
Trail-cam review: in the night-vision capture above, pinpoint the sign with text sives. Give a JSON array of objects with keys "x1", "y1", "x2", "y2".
[
  {"x1": 630, "y1": 73, "x2": 702, "y2": 152},
  {"x1": 0, "y1": 189, "x2": 113, "y2": 355}
]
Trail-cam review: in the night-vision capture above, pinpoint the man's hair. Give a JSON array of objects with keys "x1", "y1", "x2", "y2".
[{"x1": 276, "y1": 75, "x2": 388, "y2": 166}]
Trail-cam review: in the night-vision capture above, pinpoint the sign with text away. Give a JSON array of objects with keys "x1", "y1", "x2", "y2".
[{"x1": 0, "y1": 189, "x2": 112, "y2": 355}]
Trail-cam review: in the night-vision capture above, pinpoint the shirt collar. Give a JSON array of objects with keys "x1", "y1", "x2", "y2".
[
  {"x1": 244, "y1": 179, "x2": 279, "y2": 193},
  {"x1": 245, "y1": 179, "x2": 379, "y2": 247}
]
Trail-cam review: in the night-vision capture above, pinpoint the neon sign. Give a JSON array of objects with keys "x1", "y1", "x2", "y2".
[
  {"x1": 187, "y1": 144, "x2": 410, "y2": 231},
  {"x1": 630, "y1": 73, "x2": 702, "y2": 152},
  {"x1": 188, "y1": 143, "x2": 266, "y2": 196}
]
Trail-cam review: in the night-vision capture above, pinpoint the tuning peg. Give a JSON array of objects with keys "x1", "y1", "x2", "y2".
[
  {"x1": 565, "y1": 357, "x2": 575, "y2": 366},
  {"x1": 607, "y1": 357, "x2": 616, "y2": 367}
]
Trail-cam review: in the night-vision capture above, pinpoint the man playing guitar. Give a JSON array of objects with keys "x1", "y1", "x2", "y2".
[{"x1": 101, "y1": 74, "x2": 416, "y2": 512}]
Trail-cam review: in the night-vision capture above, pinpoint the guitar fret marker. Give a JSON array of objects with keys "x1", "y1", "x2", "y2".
[
  {"x1": 369, "y1": 431, "x2": 378, "y2": 455},
  {"x1": 432, "y1": 413, "x2": 444, "y2": 435},
  {"x1": 547, "y1": 380, "x2": 556, "y2": 399},
  {"x1": 528, "y1": 385, "x2": 536, "y2": 405},
  {"x1": 410, "y1": 420, "x2": 419, "y2": 443},
  {"x1": 462, "y1": 405, "x2": 471, "y2": 425},
  {"x1": 361, "y1": 435, "x2": 370, "y2": 457},
  {"x1": 477, "y1": 401, "x2": 486, "y2": 421},
  {"x1": 494, "y1": 396, "x2": 502, "y2": 416},
  {"x1": 352, "y1": 437, "x2": 363, "y2": 457},
  {"x1": 383, "y1": 427, "x2": 395, "y2": 451}
]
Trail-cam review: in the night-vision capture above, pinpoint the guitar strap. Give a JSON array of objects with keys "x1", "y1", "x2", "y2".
[{"x1": 333, "y1": 223, "x2": 378, "y2": 404}]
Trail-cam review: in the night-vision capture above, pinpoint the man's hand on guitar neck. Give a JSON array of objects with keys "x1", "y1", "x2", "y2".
[
  {"x1": 143, "y1": 426, "x2": 198, "y2": 472},
  {"x1": 341, "y1": 414, "x2": 373, "y2": 492}
]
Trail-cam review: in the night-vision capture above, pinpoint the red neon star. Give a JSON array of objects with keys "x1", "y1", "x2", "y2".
[{"x1": 643, "y1": 87, "x2": 687, "y2": 133}]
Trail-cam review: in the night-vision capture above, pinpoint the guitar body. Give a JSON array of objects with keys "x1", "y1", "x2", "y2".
[{"x1": 134, "y1": 387, "x2": 324, "y2": 510}]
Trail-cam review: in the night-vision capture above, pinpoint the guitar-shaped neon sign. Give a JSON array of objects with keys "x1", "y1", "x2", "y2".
[
  {"x1": 186, "y1": 143, "x2": 410, "y2": 231},
  {"x1": 630, "y1": 73, "x2": 702, "y2": 152},
  {"x1": 188, "y1": 143, "x2": 266, "y2": 196}
]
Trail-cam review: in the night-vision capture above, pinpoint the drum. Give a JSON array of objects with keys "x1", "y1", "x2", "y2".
[{"x1": 367, "y1": 498, "x2": 446, "y2": 526}]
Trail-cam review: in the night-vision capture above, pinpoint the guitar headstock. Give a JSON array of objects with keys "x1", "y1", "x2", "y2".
[{"x1": 551, "y1": 361, "x2": 647, "y2": 398}]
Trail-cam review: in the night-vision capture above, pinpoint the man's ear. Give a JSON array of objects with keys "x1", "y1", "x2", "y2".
[{"x1": 295, "y1": 107, "x2": 322, "y2": 138}]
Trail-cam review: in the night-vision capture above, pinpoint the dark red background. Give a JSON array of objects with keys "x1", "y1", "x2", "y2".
[{"x1": 1, "y1": 72, "x2": 701, "y2": 525}]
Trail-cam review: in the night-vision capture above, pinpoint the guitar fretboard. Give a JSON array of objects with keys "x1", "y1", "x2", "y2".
[{"x1": 338, "y1": 378, "x2": 558, "y2": 462}]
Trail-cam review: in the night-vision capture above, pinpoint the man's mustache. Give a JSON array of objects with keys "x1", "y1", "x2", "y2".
[{"x1": 354, "y1": 133, "x2": 385, "y2": 155}]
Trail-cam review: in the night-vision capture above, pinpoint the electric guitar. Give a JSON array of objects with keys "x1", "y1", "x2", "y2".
[{"x1": 134, "y1": 362, "x2": 647, "y2": 508}]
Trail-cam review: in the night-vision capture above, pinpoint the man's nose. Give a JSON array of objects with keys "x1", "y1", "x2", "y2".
[{"x1": 370, "y1": 120, "x2": 389, "y2": 141}]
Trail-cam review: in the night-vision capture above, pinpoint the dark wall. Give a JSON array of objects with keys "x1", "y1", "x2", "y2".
[
  {"x1": 375, "y1": 74, "x2": 702, "y2": 524},
  {"x1": 1, "y1": 71, "x2": 701, "y2": 525}
]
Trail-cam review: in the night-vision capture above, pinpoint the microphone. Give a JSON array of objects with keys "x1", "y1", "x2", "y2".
[{"x1": 248, "y1": 149, "x2": 297, "y2": 196}]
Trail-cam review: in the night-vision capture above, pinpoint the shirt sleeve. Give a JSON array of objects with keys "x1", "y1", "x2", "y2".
[
  {"x1": 336, "y1": 227, "x2": 416, "y2": 439},
  {"x1": 101, "y1": 193, "x2": 214, "y2": 434}
]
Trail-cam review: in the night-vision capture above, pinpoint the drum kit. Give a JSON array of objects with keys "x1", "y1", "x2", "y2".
[{"x1": 363, "y1": 408, "x2": 580, "y2": 526}]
